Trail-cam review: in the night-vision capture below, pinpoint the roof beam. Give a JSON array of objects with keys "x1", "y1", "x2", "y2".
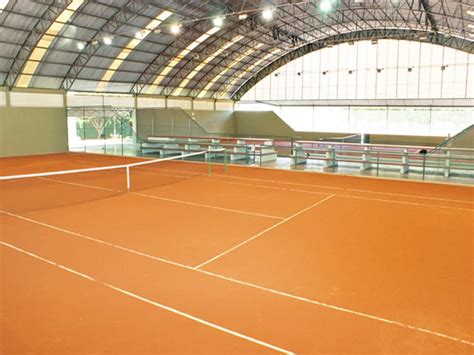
[
  {"x1": 2, "y1": 0, "x2": 74, "y2": 88},
  {"x1": 420, "y1": 0, "x2": 439, "y2": 32},
  {"x1": 61, "y1": 0, "x2": 153, "y2": 91}
]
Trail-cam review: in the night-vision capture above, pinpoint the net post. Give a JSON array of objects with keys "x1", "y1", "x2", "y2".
[
  {"x1": 207, "y1": 148, "x2": 211, "y2": 176},
  {"x1": 126, "y1": 166, "x2": 130, "y2": 191}
]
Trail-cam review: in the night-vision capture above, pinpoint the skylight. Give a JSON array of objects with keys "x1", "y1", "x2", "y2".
[
  {"x1": 96, "y1": 10, "x2": 173, "y2": 91},
  {"x1": 197, "y1": 43, "x2": 264, "y2": 98},
  {"x1": 173, "y1": 35, "x2": 244, "y2": 96},
  {"x1": 219, "y1": 48, "x2": 282, "y2": 98},
  {"x1": 0, "y1": 0, "x2": 9, "y2": 13},
  {"x1": 16, "y1": 0, "x2": 85, "y2": 87},
  {"x1": 146, "y1": 26, "x2": 221, "y2": 94}
]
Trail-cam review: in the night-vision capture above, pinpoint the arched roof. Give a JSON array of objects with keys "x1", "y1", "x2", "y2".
[{"x1": 0, "y1": 0, "x2": 472, "y2": 100}]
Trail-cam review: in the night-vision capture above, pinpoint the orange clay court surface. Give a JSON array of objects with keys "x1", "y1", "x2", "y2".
[{"x1": 0, "y1": 152, "x2": 473, "y2": 354}]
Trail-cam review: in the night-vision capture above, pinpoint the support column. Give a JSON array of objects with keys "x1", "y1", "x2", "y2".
[
  {"x1": 401, "y1": 148, "x2": 409, "y2": 174},
  {"x1": 444, "y1": 150, "x2": 451, "y2": 178},
  {"x1": 361, "y1": 147, "x2": 372, "y2": 171}
]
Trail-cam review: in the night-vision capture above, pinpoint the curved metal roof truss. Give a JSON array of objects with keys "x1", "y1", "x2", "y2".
[{"x1": 0, "y1": 0, "x2": 471, "y2": 100}]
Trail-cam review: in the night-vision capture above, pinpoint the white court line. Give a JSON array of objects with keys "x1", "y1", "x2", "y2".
[
  {"x1": 202, "y1": 176, "x2": 473, "y2": 212},
  {"x1": 40, "y1": 177, "x2": 120, "y2": 193},
  {"x1": 133, "y1": 193, "x2": 283, "y2": 220},
  {"x1": 339, "y1": 194, "x2": 474, "y2": 212},
  {"x1": 194, "y1": 194, "x2": 335, "y2": 269},
  {"x1": 1, "y1": 241, "x2": 292, "y2": 355},
  {"x1": 67, "y1": 157, "x2": 472, "y2": 205},
  {"x1": 131, "y1": 167, "x2": 196, "y2": 180},
  {"x1": 39, "y1": 177, "x2": 283, "y2": 220},
  {"x1": 42, "y1": 172, "x2": 472, "y2": 215},
  {"x1": 213, "y1": 174, "x2": 346, "y2": 190},
  {"x1": 199, "y1": 177, "x2": 329, "y2": 196},
  {"x1": 347, "y1": 188, "x2": 474, "y2": 205},
  {"x1": 1, "y1": 210, "x2": 472, "y2": 347},
  {"x1": 212, "y1": 173, "x2": 473, "y2": 205}
]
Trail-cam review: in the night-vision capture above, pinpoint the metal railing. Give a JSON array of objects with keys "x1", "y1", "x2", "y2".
[
  {"x1": 74, "y1": 128, "x2": 473, "y2": 183},
  {"x1": 291, "y1": 141, "x2": 474, "y2": 180}
]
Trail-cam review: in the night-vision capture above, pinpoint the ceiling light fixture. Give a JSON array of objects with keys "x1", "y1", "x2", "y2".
[
  {"x1": 213, "y1": 17, "x2": 224, "y2": 27},
  {"x1": 170, "y1": 24, "x2": 181, "y2": 34},
  {"x1": 238, "y1": 13, "x2": 248, "y2": 20},
  {"x1": 103, "y1": 36, "x2": 113, "y2": 45},
  {"x1": 262, "y1": 8, "x2": 273, "y2": 21},
  {"x1": 320, "y1": 1, "x2": 332, "y2": 13},
  {"x1": 76, "y1": 41, "x2": 85, "y2": 50}
]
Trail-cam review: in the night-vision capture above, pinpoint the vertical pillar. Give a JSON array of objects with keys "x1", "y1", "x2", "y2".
[
  {"x1": 401, "y1": 148, "x2": 409, "y2": 174},
  {"x1": 324, "y1": 145, "x2": 337, "y2": 167},
  {"x1": 444, "y1": 150, "x2": 451, "y2": 178},
  {"x1": 361, "y1": 147, "x2": 371, "y2": 171}
]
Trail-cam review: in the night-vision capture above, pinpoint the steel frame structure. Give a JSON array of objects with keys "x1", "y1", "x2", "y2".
[{"x1": 0, "y1": 0, "x2": 472, "y2": 100}]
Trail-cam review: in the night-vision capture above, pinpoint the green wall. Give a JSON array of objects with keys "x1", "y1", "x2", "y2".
[
  {"x1": 447, "y1": 124, "x2": 474, "y2": 148},
  {"x1": 136, "y1": 108, "x2": 208, "y2": 138},
  {"x1": 0, "y1": 106, "x2": 68, "y2": 157},
  {"x1": 185, "y1": 110, "x2": 235, "y2": 134},
  {"x1": 232, "y1": 111, "x2": 295, "y2": 137}
]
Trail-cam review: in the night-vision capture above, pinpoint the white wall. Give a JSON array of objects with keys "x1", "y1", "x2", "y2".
[
  {"x1": 275, "y1": 105, "x2": 473, "y2": 136},
  {"x1": 10, "y1": 92, "x2": 64, "y2": 107}
]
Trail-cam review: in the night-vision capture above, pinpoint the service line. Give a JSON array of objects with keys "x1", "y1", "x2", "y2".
[{"x1": 194, "y1": 194, "x2": 335, "y2": 269}]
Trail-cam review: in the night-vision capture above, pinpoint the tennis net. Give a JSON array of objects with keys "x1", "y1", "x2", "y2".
[{"x1": 0, "y1": 150, "x2": 225, "y2": 213}]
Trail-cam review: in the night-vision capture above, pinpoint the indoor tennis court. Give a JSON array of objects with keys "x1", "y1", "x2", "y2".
[
  {"x1": 1, "y1": 152, "x2": 472, "y2": 354},
  {"x1": 1, "y1": 0, "x2": 474, "y2": 354}
]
